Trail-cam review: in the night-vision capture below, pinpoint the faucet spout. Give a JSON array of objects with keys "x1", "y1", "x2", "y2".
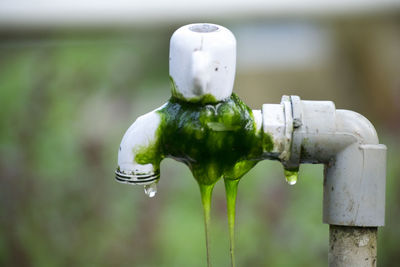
[{"x1": 116, "y1": 109, "x2": 163, "y2": 185}]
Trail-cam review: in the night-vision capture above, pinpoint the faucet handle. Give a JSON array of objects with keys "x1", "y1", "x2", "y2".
[{"x1": 169, "y1": 23, "x2": 236, "y2": 103}]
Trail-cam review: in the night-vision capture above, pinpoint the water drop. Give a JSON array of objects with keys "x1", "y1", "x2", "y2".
[
  {"x1": 144, "y1": 182, "x2": 157, "y2": 198},
  {"x1": 284, "y1": 169, "x2": 298, "y2": 185}
]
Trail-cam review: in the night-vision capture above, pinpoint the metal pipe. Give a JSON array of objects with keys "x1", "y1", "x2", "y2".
[{"x1": 329, "y1": 225, "x2": 377, "y2": 267}]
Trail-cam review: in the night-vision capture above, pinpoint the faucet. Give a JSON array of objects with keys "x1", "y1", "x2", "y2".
[
  {"x1": 116, "y1": 23, "x2": 268, "y2": 190},
  {"x1": 116, "y1": 23, "x2": 386, "y2": 267}
]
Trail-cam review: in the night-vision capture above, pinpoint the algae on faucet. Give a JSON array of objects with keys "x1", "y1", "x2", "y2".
[{"x1": 133, "y1": 85, "x2": 273, "y2": 266}]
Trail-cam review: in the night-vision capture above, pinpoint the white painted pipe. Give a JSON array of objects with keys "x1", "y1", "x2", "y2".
[{"x1": 261, "y1": 96, "x2": 386, "y2": 227}]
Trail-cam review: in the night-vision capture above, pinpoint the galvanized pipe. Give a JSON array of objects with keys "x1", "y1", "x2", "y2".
[{"x1": 329, "y1": 225, "x2": 377, "y2": 267}]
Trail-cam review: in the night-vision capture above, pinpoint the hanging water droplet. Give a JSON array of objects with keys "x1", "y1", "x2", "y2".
[
  {"x1": 284, "y1": 169, "x2": 298, "y2": 185},
  {"x1": 144, "y1": 182, "x2": 157, "y2": 198},
  {"x1": 286, "y1": 176, "x2": 297, "y2": 185}
]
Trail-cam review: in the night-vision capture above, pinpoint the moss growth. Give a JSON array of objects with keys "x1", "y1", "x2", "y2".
[
  {"x1": 199, "y1": 183, "x2": 215, "y2": 267},
  {"x1": 149, "y1": 93, "x2": 270, "y2": 185},
  {"x1": 133, "y1": 126, "x2": 164, "y2": 175},
  {"x1": 133, "y1": 90, "x2": 273, "y2": 267},
  {"x1": 134, "y1": 142, "x2": 161, "y2": 166},
  {"x1": 133, "y1": 92, "x2": 273, "y2": 184},
  {"x1": 224, "y1": 178, "x2": 239, "y2": 267}
]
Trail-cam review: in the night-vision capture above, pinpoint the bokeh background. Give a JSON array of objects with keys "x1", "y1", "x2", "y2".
[{"x1": 1, "y1": 1, "x2": 399, "y2": 266}]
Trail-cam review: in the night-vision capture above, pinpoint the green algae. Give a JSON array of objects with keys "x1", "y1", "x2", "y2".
[
  {"x1": 134, "y1": 143, "x2": 162, "y2": 167},
  {"x1": 156, "y1": 93, "x2": 267, "y2": 185},
  {"x1": 131, "y1": 88, "x2": 274, "y2": 266},
  {"x1": 224, "y1": 178, "x2": 240, "y2": 267},
  {"x1": 199, "y1": 183, "x2": 215, "y2": 267}
]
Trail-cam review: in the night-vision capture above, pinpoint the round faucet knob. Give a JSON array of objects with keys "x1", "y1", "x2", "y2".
[{"x1": 169, "y1": 23, "x2": 236, "y2": 104}]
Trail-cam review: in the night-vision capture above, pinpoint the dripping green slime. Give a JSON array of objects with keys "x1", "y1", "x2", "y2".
[{"x1": 134, "y1": 88, "x2": 273, "y2": 266}]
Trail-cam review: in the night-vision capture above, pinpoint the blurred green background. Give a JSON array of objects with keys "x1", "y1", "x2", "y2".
[{"x1": 1, "y1": 12, "x2": 400, "y2": 267}]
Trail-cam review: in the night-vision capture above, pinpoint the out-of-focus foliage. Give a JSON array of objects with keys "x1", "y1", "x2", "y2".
[{"x1": 0, "y1": 18, "x2": 399, "y2": 267}]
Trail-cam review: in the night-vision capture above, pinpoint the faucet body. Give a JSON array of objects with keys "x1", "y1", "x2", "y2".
[{"x1": 117, "y1": 23, "x2": 273, "y2": 186}]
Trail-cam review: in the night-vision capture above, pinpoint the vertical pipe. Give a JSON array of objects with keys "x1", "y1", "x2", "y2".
[{"x1": 329, "y1": 225, "x2": 377, "y2": 267}]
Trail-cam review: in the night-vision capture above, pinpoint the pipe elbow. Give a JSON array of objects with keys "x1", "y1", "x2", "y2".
[
  {"x1": 116, "y1": 110, "x2": 162, "y2": 185},
  {"x1": 323, "y1": 110, "x2": 386, "y2": 227},
  {"x1": 286, "y1": 99, "x2": 381, "y2": 165},
  {"x1": 278, "y1": 96, "x2": 386, "y2": 227},
  {"x1": 335, "y1": 109, "x2": 379, "y2": 145}
]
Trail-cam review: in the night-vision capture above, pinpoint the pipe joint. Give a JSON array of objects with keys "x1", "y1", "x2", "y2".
[{"x1": 276, "y1": 96, "x2": 387, "y2": 227}]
